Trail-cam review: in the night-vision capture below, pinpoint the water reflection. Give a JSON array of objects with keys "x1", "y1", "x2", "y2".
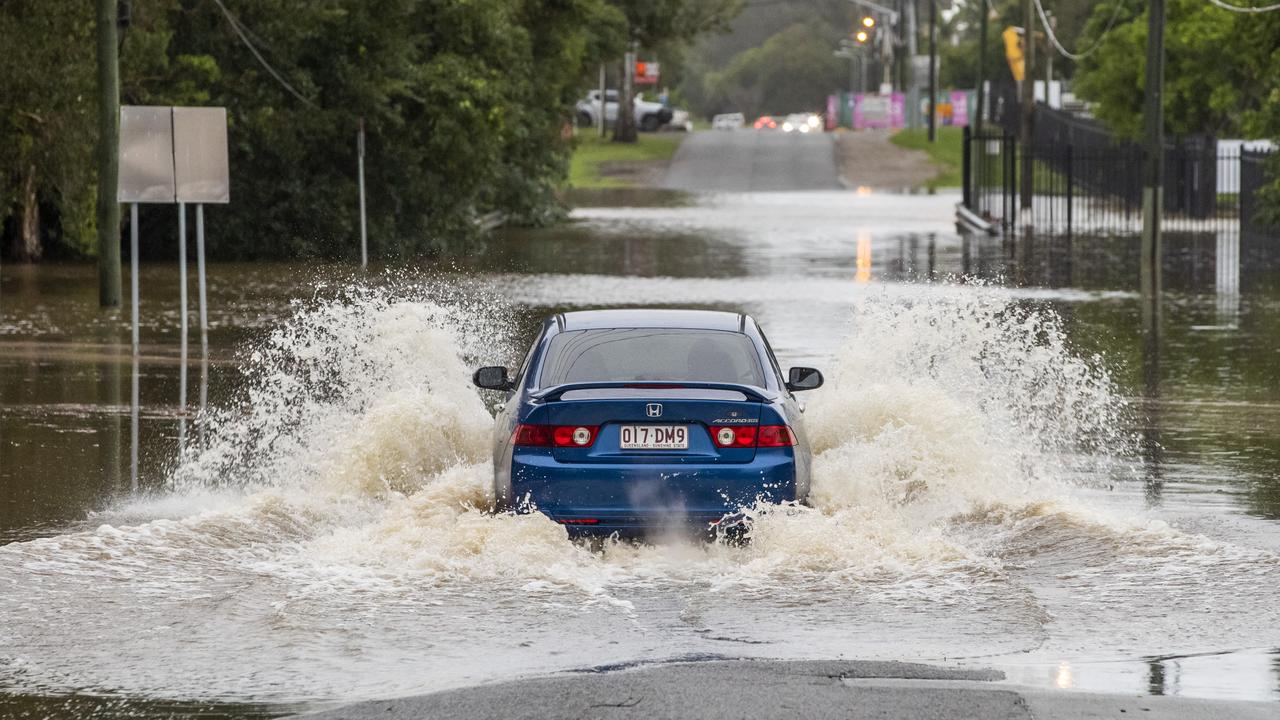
[
  {"x1": 1142, "y1": 282, "x2": 1165, "y2": 506},
  {"x1": 131, "y1": 356, "x2": 140, "y2": 492},
  {"x1": 1215, "y1": 232, "x2": 1240, "y2": 329},
  {"x1": 1055, "y1": 661, "x2": 1073, "y2": 690},
  {"x1": 855, "y1": 232, "x2": 872, "y2": 283}
]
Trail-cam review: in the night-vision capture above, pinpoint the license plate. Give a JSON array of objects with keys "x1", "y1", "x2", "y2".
[{"x1": 619, "y1": 425, "x2": 688, "y2": 450}]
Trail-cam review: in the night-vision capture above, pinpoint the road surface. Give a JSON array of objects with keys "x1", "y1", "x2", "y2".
[
  {"x1": 662, "y1": 130, "x2": 842, "y2": 192},
  {"x1": 299, "y1": 659, "x2": 1280, "y2": 719}
]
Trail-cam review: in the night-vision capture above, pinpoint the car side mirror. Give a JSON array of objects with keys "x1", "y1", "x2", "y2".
[
  {"x1": 473, "y1": 366, "x2": 514, "y2": 391},
  {"x1": 786, "y1": 367, "x2": 823, "y2": 391}
]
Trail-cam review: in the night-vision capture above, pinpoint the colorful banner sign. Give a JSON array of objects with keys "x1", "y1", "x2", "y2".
[
  {"x1": 635, "y1": 61, "x2": 660, "y2": 85},
  {"x1": 852, "y1": 93, "x2": 905, "y2": 129}
]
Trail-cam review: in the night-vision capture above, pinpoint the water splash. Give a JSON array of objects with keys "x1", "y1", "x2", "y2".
[
  {"x1": 171, "y1": 286, "x2": 501, "y2": 497},
  {"x1": 2, "y1": 286, "x2": 1278, "y2": 702}
]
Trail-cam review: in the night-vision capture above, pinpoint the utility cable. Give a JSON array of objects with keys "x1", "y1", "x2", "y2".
[
  {"x1": 209, "y1": 0, "x2": 318, "y2": 107},
  {"x1": 1032, "y1": 0, "x2": 1127, "y2": 60},
  {"x1": 1205, "y1": 0, "x2": 1280, "y2": 12}
]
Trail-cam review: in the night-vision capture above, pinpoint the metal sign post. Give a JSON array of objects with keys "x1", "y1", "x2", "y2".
[
  {"x1": 196, "y1": 205, "x2": 208, "y2": 354},
  {"x1": 358, "y1": 118, "x2": 368, "y2": 269},
  {"x1": 173, "y1": 106, "x2": 230, "y2": 354},
  {"x1": 130, "y1": 205, "x2": 140, "y2": 351},
  {"x1": 177, "y1": 200, "x2": 189, "y2": 453}
]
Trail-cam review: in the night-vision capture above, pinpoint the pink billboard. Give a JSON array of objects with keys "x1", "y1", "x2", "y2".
[{"x1": 852, "y1": 93, "x2": 905, "y2": 129}]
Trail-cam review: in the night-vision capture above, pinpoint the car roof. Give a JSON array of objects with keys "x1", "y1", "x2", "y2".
[{"x1": 556, "y1": 309, "x2": 748, "y2": 332}]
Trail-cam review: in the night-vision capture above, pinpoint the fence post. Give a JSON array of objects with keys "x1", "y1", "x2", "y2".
[
  {"x1": 962, "y1": 125, "x2": 972, "y2": 209},
  {"x1": 1065, "y1": 144, "x2": 1073, "y2": 239},
  {"x1": 1004, "y1": 133, "x2": 1016, "y2": 233}
]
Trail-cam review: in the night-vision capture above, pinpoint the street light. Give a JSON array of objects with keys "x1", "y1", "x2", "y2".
[
  {"x1": 855, "y1": 29, "x2": 869, "y2": 43},
  {"x1": 861, "y1": 16, "x2": 876, "y2": 28}
]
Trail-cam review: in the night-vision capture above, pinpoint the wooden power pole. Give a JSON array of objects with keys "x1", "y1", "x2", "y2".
[
  {"x1": 1019, "y1": 0, "x2": 1036, "y2": 211},
  {"x1": 1141, "y1": 0, "x2": 1165, "y2": 300},
  {"x1": 975, "y1": 0, "x2": 988, "y2": 133},
  {"x1": 927, "y1": 0, "x2": 937, "y2": 142},
  {"x1": 96, "y1": 0, "x2": 122, "y2": 307}
]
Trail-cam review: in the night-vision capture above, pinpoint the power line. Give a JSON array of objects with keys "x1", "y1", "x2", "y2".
[
  {"x1": 1206, "y1": 0, "x2": 1280, "y2": 12},
  {"x1": 1033, "y1": 0, "x2": 1127, "y2": 60},
  {"x1": 209, "y1": 0, "x2": 318, "y2": 108}
]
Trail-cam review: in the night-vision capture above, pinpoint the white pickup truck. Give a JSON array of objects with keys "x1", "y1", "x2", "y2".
[{"x1": 575, "y1": 90, "x2": 674, "y2": 132}]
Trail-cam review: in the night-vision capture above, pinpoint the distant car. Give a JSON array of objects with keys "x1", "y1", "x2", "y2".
[
  {"x1": 712, "y1": 113, "x2": 745, "y2": 131},
  {"x1": 472, "y1": 309, "x2": 823, "y2": 538},
  {"x1": 575, "y1": 90, "x2": 674, "y2": 131},
  {"x1": 667, "y1": 107, "x2": 694, "y2": 132},
  {"x1": 781, "y1": 113, "x2": 821, "y2": 133},
  {"x1": 752, "y1": 115, "x2": 778, "y2": 130}
]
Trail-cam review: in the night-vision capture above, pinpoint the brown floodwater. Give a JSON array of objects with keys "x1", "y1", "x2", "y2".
[{"x1": 2, "y1": 189, "x2": 1279, "y2": 718}]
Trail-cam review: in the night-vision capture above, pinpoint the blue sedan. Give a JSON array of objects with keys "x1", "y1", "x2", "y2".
[{"x1": 472, "y1": 309, "x2": 822, "y2": 538}]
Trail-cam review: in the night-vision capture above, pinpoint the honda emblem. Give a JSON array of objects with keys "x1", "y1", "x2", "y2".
[{"x1": 646, "y1": 403, "x2": 663, "y2": 418}]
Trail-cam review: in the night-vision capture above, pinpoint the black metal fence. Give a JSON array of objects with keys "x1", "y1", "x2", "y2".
[
  {"x1": 962, "y1": 104, "x2": 1276, "y2": 246},
  {"x1": 1242, "y1": 149, "x2": 1280, "y2": 264}
]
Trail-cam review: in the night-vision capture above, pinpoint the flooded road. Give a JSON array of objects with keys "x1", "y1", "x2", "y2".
[{"x1": 2, "y1": 189, "x2": 1280, "y2": 717}]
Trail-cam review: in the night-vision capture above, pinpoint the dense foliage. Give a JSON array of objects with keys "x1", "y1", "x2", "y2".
[
  {"x1": 1073, "y1": 0, "x2": 1280, "y2": 139},
  {"x1": 1, "y1": 0, "x2": 630, "y2": 261},
  {"x1": 678, "y1": 1, "x2": 851, "y2": 120},
  {"x1": 698, "y1": 21, "x2": 846, "y2": 118},
  {"x1": 1071, "y1": 0, "x2": 1280, "y2": 223},
  {"x1": 0, "y1": 3, "x2": 99, "y2": 260}
]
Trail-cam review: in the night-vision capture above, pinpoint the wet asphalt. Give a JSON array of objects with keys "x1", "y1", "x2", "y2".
[
  {"x1": 299, "y1": 659, "x2": 1280, "y2": 720},
  {"x1": 661, "y1": 129, "x2": 841, "y2": 192}
]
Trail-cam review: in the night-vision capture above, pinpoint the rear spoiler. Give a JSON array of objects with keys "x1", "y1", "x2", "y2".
[{"x1": 533, "y1": 381, "x2": 775, "y2": 403}]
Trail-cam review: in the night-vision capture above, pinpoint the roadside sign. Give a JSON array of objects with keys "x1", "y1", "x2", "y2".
[
  {"x1": 115, "y1": 105, "x2": 230, "y2": 393},
  {"x1": 635, "y1": 61, "x2": 660, "y2": 85},
  {"x1": 118, "y1": 106, "x2": 230, "y2": 203},
  {"x1": 118, "y1": 106, "x2": 176, "y2": 203},
  {"x1": 173, "y1": 107, "x2": 230, "y2": 204}
]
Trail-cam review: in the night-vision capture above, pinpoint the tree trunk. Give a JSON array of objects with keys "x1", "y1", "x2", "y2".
[
  {"x1": 613, "y1": 43, "x2": 638, "y2": 143},
  {"x1": 15, "y1": 164, "x2": 42, "y2": 262}
]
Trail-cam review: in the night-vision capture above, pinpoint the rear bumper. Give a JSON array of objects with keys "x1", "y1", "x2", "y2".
[{"x1": 508, "y1": 449, "x2": 797, "y2": 534}]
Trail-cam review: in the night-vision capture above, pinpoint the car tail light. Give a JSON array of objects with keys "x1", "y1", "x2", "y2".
[
  {"x1": 710, "y1": 425, "x2": 795, "y2": 448},
  {"x1": 513, "y1": 424, "x2": 598, "y2": 447},
  {"x1": 558, "y1": 518, "x2": 600, "y2": 525},
  {"x1": 711, "y1": 425, "x2": 757, "y2": 448},
  {"x1": 553, "y1": 425, "x2": 599, "y2": 447},
  {"x1": 757, "y1": 425, "x2": 797, "y2": 447},
  {"x1": 513, "y1": 424, "x2": 552, "y2": 446}
]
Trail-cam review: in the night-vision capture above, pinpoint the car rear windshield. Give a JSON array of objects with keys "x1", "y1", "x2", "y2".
[{"x1": 539, "y1": 329, "x2": 765, "y2": 387}]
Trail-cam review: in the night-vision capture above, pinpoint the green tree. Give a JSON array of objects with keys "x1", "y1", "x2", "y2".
[
  {"x1": 0, "y1": 1, "x2": 99, "y2": 261},
  {"x1": 1073, "y1": 0, "x2": 1280, "y2": 139},
  {"x1": 701, "y1": 21, "x2": 846, "y2": 119},
  {"x1": 608, "y1": 0, "x2": 743, "y2": 141},
  {"x1": 3, "y1": 0, "x2": 629, "y2": 261},
  {"x1": 1071, "y1": 0, "x2": 1280, "y2": 223}
]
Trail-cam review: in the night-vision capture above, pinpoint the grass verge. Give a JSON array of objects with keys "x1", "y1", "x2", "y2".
[
  {"x1": 568, "y1": 133, "x2": 685, "y2": 188},
  {"x1": 890, "y1": 126, "x2": 964, "y2": 188}
]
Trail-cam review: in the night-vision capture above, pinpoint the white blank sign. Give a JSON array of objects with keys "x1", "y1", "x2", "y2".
[
  {"x1": 118, "y1": 106, "x2": 176, "y2": 203},
  {"x1": 173, "y1": 107, "x2": 230, "y2": 204}
]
